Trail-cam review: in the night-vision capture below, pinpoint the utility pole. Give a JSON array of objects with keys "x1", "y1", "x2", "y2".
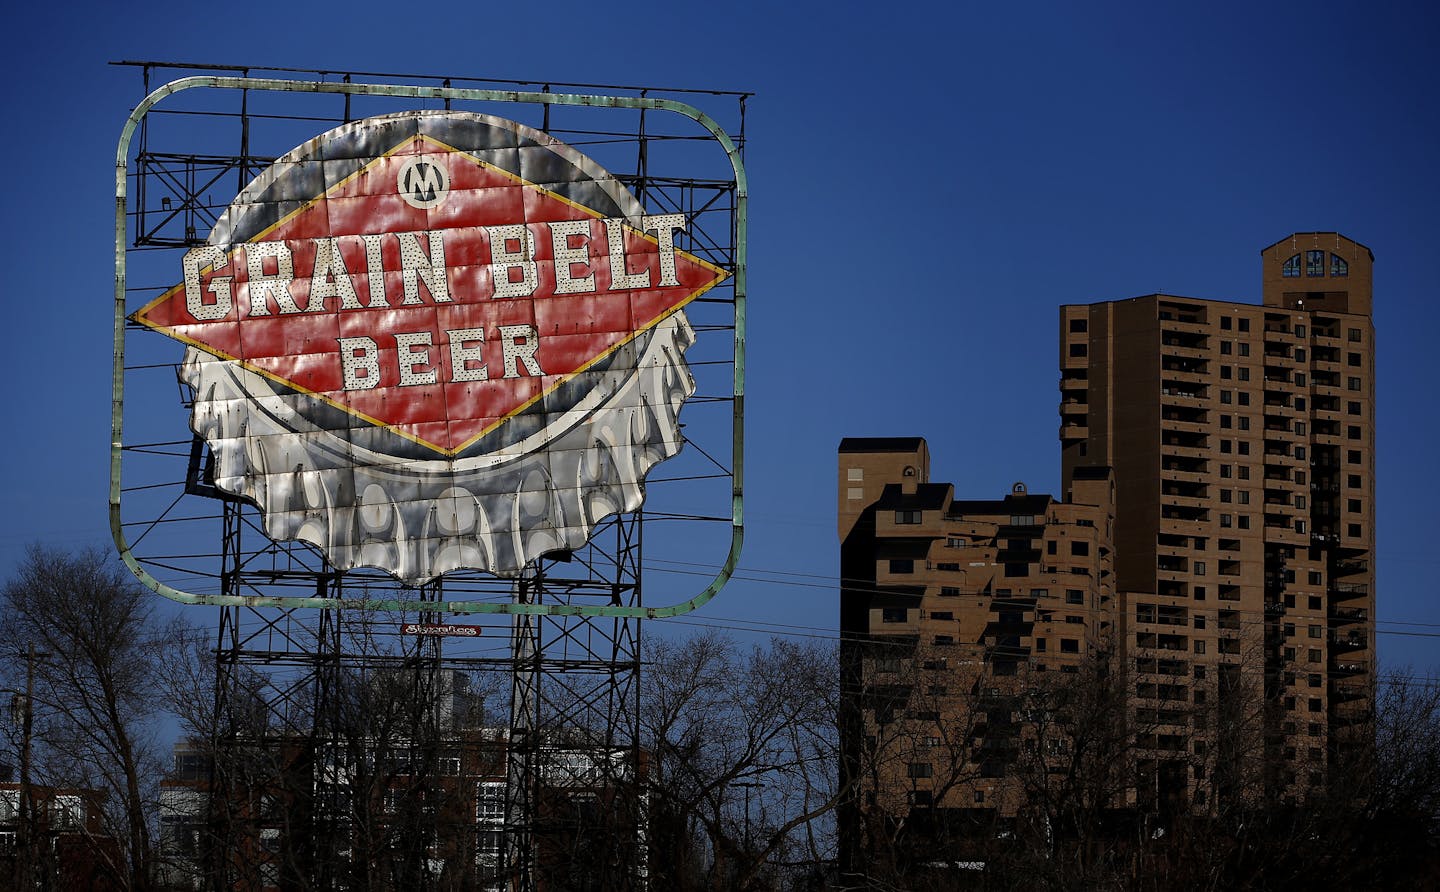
[{"x1": 15, "y1": 643, "x2": 48, "y2": 891}]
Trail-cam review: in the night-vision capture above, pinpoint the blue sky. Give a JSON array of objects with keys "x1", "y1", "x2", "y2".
[{"x1": 1, "y1": 1, "x2": 1438, "y2": 670}]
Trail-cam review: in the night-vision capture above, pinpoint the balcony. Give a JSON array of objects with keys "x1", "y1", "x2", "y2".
[
  {"x1": 1330, "y1": 659, "x2": 1369, "y2": 677},
  {"x1": 1330, "y1": 682, "x2": 1368, "y2": 704},
  {"x1": 1160, "y1": 385, "x2": 1205, "y2": 403},
  {"x1": 1330, "y1": 606, "x2": 1368, "y2": 624},
  {"x1": 1330, "y1": 581, "x2": 1369, "y2": 597},
  {"x1": 1329, "y1": 630, "x2": 1367, "y2": 652}
]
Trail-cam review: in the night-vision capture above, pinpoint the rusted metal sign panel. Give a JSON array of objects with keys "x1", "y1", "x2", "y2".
[{"x1": 132, "y1": 111, "x2": 724, "y2": 583}]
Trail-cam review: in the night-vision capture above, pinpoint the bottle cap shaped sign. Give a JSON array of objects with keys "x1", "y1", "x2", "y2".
[{"x1": 132, "y1": 111, "x2": 727, "y2": 582}]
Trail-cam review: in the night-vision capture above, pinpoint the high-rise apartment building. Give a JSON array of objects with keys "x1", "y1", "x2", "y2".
[
  {"x1": 1059, "y1": 232, "x2": 1375, "y2": 798},
  {"x1": 836, "y1": 234, "x2": 1376, "y2": 869}
]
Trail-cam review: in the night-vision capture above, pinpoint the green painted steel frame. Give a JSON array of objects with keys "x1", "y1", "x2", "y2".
[{"x1": 112, "y1": 76, "x2": 746, "y2": 618}]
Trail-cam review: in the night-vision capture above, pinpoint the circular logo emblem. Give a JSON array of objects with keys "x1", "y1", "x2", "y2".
[
  {"x1": 133, "y1": 112, "x2": 728, "y2": 582},
  {"x1": 397, "y1": 156, "x2": 450, "y2": 209}
]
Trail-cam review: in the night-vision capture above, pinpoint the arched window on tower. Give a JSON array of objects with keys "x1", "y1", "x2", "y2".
[
  {"x1": 1330, "y1": 253, "x2": 1349, "y2": 277},
  {"x1": 1306, "y1": 250, "x2": 1325, "y2": 277},
  {"x1": 1283, "y1": 254, "x2": 1302, "y2": 277}
]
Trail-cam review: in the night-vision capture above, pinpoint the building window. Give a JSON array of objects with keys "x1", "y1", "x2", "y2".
[
  {"x1": 1348, "y1": 377, "x2": 1362, "y2": 392},
  {"x1": 1070, "y1": 541, "x2": 1089, "y2": 556},
  {"x1": 1220, "y1": 489, "x2": 1232, "y2": 503},
  {"x1": 1221, "y1": 440, "x2": 1232, "y2": 454},
  {"x1": 1220, "y1": 514, "x2": 1232, "y2": 528},
  {"x1": 1283, "y1": 254, "x2": 1302, "y2": 277},
  {"x1": 1036, "y1": 638, "x2": 1047, "y2": 651},
  {"x1": 1238, "y1": 416, "x2": 1250, "y2": 431},
  {"x1": 1221, "y1": 341, "x2": 1233, "y2": 355},
  {"x1": 1066, "y1": 589, "x2": 1084, "y2": 605},
  {"x1": 1193, "y1": 561, "x2": 1206, "y2": 576},
  {"x1": 1194, "y1": 640, "x2": 1206, "y2": 654},
  {"x1": 1348, "y1": 352, "x2": 1362, "y2": 367},
  {"x1": 895, "y1": 510, "x2": 921, "y2": 524},
  {"x1": 1330, "y1": 254, "x2": 1349, "y2": 277},
  {"x1": 1347, "y1": 425, "x2": 1361, "y2": 440},
  {"x1": 1221, "y1": 464, "x2": 1232, "y2": 478},
  {"x1": 1238, "y1": 516, "x2": 1250, "y2": 530},
  {"x1": 1070, "y1": 318, "x2": 1088, "y2": 333},
  {"x1": 1348, "y1": 450, "x2": 1362, "y2": 464},
  {"x1": 1306, "y1": 250, "x2": 1325, "y2": 276},
  {"x1": 908, "y1": 762, "x2": 934, "y2": 779},
  {"x1": 1221, "y1": 316, "x2": 1234, "y2": 330},
  {"x1": 1238, "y1": 367, "x2": 1250, "y2": 381},
  {"x1": 1221, "y1": 366, "x2": 1233, "y2": 379},
  {"x1": 1193, "y1": 586, "x2": 1206, "y2": 600},
  {"x1": 882, "y1": 607, "x2": 908, "y2": 623},
  {"x1": 946, "y1": 537, "x2": 966, "y2": 548},
  {"x1": 1309, "y1": 698, "x2": 1323, "y2": 712},
  {"x1": 1349, "y1": 328, "x2": 1362, "y2": 342},
  {"x1": 1349, "y1": 523, "x2": 1362, "y2": 537},
  {"x1": 1239, "y1": 391, "x2": 1250, "y2": 406},
  {"x1": 1295, "y1": 348, "x2": 1306, "y2": 362},
  {"x1": 1011, "y1": 514, "x2": 1035, "y2": 526},
  {"x1": 1069, "y1": 343, "x2": 1088, "y2": 358},
  {"x1": 1294, "y1": 446, "x2": 1305, "y2": 460},
  {"x1": 1238, "y1": 343, "x2": 1250, "y2": 357},
  {"x1": 929, "y1": 611, "x2": 954, "y2": 621},
  {"x1": 847, "y1": 467, "x2": 864, "y2": 481},
  {"x1": 1221, "y1": 414, "x2": 1232, "y2": 429},
  {"x1": 1238, "y1": 466, "x2": 1250, "y2": 480},
  {"x1": 1004, "y1": 563, "x2": 1028, "y2": 577},
  {"x1": 1239, "y1": 318, "x2": 1250, "y2": 332},
  {"x1": 1239, "y1": 442, "x2": 1250, "y2": 455},
  {"x1": 1061, "y1": 638, "x2": 1079, "y2": 653},
  {"x1": 1348, "y1": 400, "x2": 1362, "y2": 415},
  {"x1": 1294, "y1": 372, "x2": 1305, "y2": 386},
  {"x1": 1221, "y1": 390, "x2": 1233, "y2": 404}
]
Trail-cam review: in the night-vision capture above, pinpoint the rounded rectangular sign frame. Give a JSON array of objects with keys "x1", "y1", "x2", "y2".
[{"x1": 112, "y1": 77, "x2": 746, "y2": 619}]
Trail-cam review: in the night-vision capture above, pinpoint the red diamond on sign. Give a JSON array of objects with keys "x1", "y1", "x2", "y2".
[{"x1": 134, "y1": 135, "x2": 727, "y2": 454}]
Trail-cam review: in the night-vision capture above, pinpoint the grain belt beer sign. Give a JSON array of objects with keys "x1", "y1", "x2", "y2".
[{"x1": 133, "y1": 111, "x2": 727, "y2": 582}]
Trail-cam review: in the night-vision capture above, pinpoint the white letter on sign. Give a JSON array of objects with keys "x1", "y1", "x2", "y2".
[
  {"x1": 183, "y1": 245, "x2": 233, "y2": 321},
  {"x1": 448, "y1": 328, "x2": 489, "y2": 382},
  {"x1": 499, "y1": 325, "x2": 544, "y2": 379},
  {"x1": 550, "y1": 219, "x2": 595, "y2": 295},
  {"x1": 487, "y1": 225, "x2": 538, "y2": 299},
  {"x1": 311, "y1": 237, "x2": 362, "y2": 311},
  {"x1": 398, "y1": 231, "x2": 452, "y2": 305},
  {"x1": 643, "y1": 214, "x2": 687, "y2": 287},
  {"x1": 245, "y1": 242, "x2": 302, "y2": 316},
  {"x1": 396, "y1": 332, "x2": 438, "y2": 387},
  {"x1": 605, "y1": 218, "x2": 650, "y2": 290},
  {"x1": 339, "y1": 337, "x2": 381, "y2": 390}
]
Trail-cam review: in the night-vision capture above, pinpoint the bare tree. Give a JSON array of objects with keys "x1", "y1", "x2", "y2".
[
  {"x1": 639, "y1": 631, "x2": 843, "y2": 892},
  {"x1": 0, "y1": 544, "x2": 178, "y2": 891}
]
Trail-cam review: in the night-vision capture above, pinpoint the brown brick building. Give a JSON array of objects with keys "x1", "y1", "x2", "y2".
[
  {"x1": 837, "y1": 233, "x2": 1377, "y2": 865},
  {"x1": 837, "y1": 438, "x2": 1118, "y2": 862},
  {"x1": 1059, "y1": 231, "x2": 1375, "y2": 799}
]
